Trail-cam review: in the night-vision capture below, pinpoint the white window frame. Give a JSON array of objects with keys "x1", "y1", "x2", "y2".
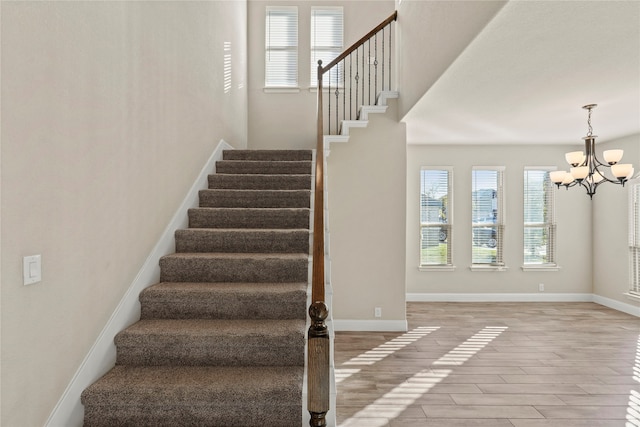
[
  {"x1": 628, "y1": 179, "x2": 640, "y2": 299},
  {"x1": 471, "y1": 166, "x2": 506, "y2": 271},
  {"x1": 419, "y1": 167, "x2": 455, "y2": 271},
  {"x1": 310, "y1": 6, "x2": 344, "y2": 87},
  {"x1": 522, "y1": 167, "x2": 560, "y2": 271},
  {"x1": 265, "y1": 6, "x2": 299, "y2": 91}
]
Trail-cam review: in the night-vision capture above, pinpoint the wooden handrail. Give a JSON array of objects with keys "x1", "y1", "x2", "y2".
[
  {"x1": 307, "y1": 11, "x2": 397, "y2": 427},
  {"x1": 321, "y1": 11, "x2": 398, "y2": 73}
]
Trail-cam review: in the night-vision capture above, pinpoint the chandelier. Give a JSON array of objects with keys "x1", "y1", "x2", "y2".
[{"x1": 550, "y1": 104, "x2": 634, "y2": 199}]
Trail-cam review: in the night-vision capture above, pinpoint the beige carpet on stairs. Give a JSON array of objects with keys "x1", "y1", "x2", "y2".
[{"x1": 81, "y1": 149, "x2": 313, "y2": 427}]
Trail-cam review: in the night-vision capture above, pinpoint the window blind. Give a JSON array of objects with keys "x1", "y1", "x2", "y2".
[
  {"x1": 523, "y1": 169, "x2": 557, "y2": 266},
  {"x1": 629, "y1": 181, "x2": 640, "y2": 294},
  {"x1": 265, "y1": 6, "x2": 298, "y2": 87},
  {"x1": 420, "y1": 168, "x2": 453, "y2": 267},
  {"x1": 310, "y1": 7, "x2": 343, "y2": 86},
  {"x1": 472, "y1": 168, "x2": 505, "y2": 266}
]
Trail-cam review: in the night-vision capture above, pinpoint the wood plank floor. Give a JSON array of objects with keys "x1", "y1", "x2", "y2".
[{"x1": 334, "y1": 302, "x2": 639, "y2": 426}]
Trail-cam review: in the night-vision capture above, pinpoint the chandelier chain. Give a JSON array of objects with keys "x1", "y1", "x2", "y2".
[{"x1": 586, "y1": 107, "x2": 593, "y2": 137}]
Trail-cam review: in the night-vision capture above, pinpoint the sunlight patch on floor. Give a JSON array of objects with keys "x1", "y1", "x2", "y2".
[
  {"x1": 339, "y1": 326, "x2": 508, "y2": 424},
  {"x1": 433, "y1": 326, "x2": 508, "y2": 366},
  {"x1": 335, "y1": 327, "x2": 440, "y2": 384}
]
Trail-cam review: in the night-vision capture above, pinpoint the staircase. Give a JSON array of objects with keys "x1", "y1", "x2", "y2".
[{"x1": 81, "y1": 150, "x2": 313, "y2": 426}]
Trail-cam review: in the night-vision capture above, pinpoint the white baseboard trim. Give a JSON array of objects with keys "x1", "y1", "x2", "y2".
[
  {"x1": 406, "y1": 293, "x2": 594, "y2": 303},
  {"x1": 333, "y1": 319, "x2": 408, "y2": 332},
  {"x1": 407, "y1": 293, "x2": 639, "y2": 317},
  {"x1": 45, "y1": 140, "x2": 232, "y2": 427},
  {"x1": 592, "y1": 294, "x2": 640, "y2": 317}
]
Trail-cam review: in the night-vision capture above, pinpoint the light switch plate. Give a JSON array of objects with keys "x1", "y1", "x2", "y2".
[{"x1": 23, "y1": 255, "x2": 42, "y2": 285}]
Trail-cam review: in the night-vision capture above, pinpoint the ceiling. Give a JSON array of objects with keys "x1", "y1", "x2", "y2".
[{"x1": 403, "y1": 0, "x2": 640, "y2": 145}]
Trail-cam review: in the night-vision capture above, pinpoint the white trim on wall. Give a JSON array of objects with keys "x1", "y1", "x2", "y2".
[
  {"x1": 407, "y1": 293, "x2": 639, "y2": 317},
  {"x1": 45, "y1": 140, "x2": 233, "y2": 427},
  {"x1": 407, "y1": 293, "x2": 593, "y2": 302},
  {"x1": 333, "y1": 319, "x2": 408, "y2": 332},
  {"x1": 593, "y1": 294, "x2": 640, "y2": 317}
]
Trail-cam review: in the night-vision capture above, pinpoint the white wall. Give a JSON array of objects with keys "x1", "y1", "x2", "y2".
[
  {"x1": 328, "y1": 100, "x2": 407, "y2": 327},
  {"x1": 406, "y1": 144, "x2": 593, "y2": 296},
  {"x1": 396, "y1": 0, "x2": 506, "y2": 119},
  {"x1": 0, "y1": 2, "x2": 247, "y2": 425},
  {"x1": 593, "y1": 133, "x2": 640, "y2": 311},
  {"x1": 247, "y1": 0, "x2": 395, "y2": 150}
]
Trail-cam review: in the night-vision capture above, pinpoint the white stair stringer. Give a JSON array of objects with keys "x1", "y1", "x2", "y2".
[{"x1": 324, "y1": 90, "x2": 399, "y2": 149}]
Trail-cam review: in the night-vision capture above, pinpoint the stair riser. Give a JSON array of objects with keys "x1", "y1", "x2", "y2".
[
  {"x1": 159, "y1": 257, "x2": 308, "y2": 283},
  {"x1": 115, "y1": 338, "x2": 305, "y2": 367},
  {"x1": 174, "y1": 230, "x2": 310, "y2": 253},
  {"x1": 141, "y1": 296, "x2": 307, "y2": 320},
  {"x1": 208, "y1": 174, "x2": 312, "y2": 190},
  {"x1": 188, "y1": 208, "x2": 310, "y2": 229},
  {"x1": 199, "y1": 190, "x2": 311, "y2": 208},
  {"x1": 82, "y1": 406, "x2": 302, "y2": 427},
  {"x1": 223, "y1": 149, "x2": 312, "y2": 162},
  {"x1": 216, "y1": 161, "x2": 312, "y2": 175}
]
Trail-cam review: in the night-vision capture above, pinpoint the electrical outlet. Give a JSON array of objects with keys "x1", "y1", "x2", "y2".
[
  {"x1": 374, "y1": 307, "x2": 382, "y2": 318},
  {"x1": 539, "y1": 283, "x2": 544, "y2": 292}
]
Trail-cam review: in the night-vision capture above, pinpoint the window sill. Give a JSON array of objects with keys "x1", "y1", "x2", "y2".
[
  {"x1": 470, "y1": 265, "x2": 508, "y2": 272},
  {"x1": 263, "y1": 87, "x2": 301, "y2": 94},
  {"x1": 624, "y1": 292, "x2": 640, "y2": 302},
  {"x1": 419, "y1": 265, "x2": 456, "y2": 272},
  {"x1": 521, "y1": 265, "x2": 561, "y2": 272}
]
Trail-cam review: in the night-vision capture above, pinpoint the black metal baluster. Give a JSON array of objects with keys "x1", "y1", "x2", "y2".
[
  {"x1": 342, "y1": 59, "x2": 345, "y2": 122},
  {"x1": 349, "y1": 55, "x2": 353, "y2": 120},
  {"x1": 328, "y1": 72, "x2": 331, "y2": 134},
  {"x1": 388, "y1": 21, "x2": 392, "y2": 90},
  {"x1": 355, "y1": 47, "x2": 359, "y2": 119},
  {"x1": 367, "y1": 39, "x2": 371, "y2": 105},
  {"x1": 362, "y1": 44, "x2": 365, "y2": 109},
  {"x1": 382, "y1": 27, "x2": 385, "y2": 91},
  {"x1": 374, "y1": 33, "x2": 378, "y2": 101},
  {"x1": 335, "y1": 63, "x2": 339, "y2": 134}
]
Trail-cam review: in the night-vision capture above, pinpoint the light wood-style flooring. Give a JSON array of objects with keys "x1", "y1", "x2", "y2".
[{"x1": 334, "y1": 302, "x2": 639, "y2": 426}]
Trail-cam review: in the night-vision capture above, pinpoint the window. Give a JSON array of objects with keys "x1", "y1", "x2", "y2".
[
  {"x1": 265, "y1": 6, "x2": 298, "y2": 88},
  {"x1": 472, "y1": 167, "x2": 505, "y2": 267},
  {"x1": 523, "y1": 168, "x2": 557, "y2": 268},
  {"x1": 629, "y1": 180, "x2": 640, "y2": 296},
  {"x1": 310, "y1": 7, "x2": 343, "y2": 87},
  {"x1": 420, "y1": 168, "x2": 453, "y2": 269}
]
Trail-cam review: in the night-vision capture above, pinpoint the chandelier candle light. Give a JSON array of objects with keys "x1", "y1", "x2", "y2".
[{"x1": 550, "y1": 104, "x2": 634, "y2": 199}]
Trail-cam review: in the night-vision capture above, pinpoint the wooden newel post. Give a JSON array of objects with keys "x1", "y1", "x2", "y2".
[{"x1": 307, "y1": 301, "x2": 330, "y2": 427}]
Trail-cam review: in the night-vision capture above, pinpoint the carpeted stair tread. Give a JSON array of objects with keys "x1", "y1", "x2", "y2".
[
  {"x1": 175, "y1": 228, "x2": 310, "y2": 253},
  {"x1": 199, "y1": 189, "x2": 311, "y2": 208},
  {"x1": 115, "y1": 319, "x2": 306, "y2": 366},
  {"x1": 188, "y1": 207, "x2": 310, "y2": 229},
  {"x1": 159, "y1": 252, "x2": 308, "y2": 283},
  {"x1": 140, "y1": 282, "x2": 308, "y2": 320},
  {"x1": 216, "y1": 160, "x2": 313, "y2": 175},
  {"x1": 81, "y1": 365, "x2": 303, "y2": 427},
  {"x1": 222, "y1": 149, "x2": 312, "y2": 161},
  {"x1": 208, "y1": 173, "x2": 312, "y2": 190}
]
